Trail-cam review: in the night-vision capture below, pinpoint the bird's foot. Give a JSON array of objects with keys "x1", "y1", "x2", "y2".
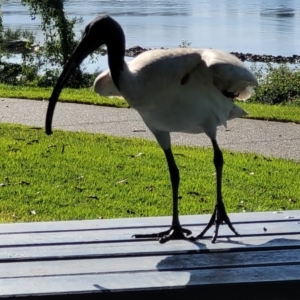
[
  {"x1": 133, "y1": 225, "x2": 192, "y2": 244},
  {"x1": 194, "y1": 202, "x2": 239, "y2": 243}
]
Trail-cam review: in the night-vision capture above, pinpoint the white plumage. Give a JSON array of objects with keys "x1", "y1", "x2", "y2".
[
  {"x1": 94, "y1": 68, "x2": 123, "y2": 97},
  {"x1": 46, "y1": 15, "x2": 257, "y2": 243},
  {"x1": 94, "y1": 48, "x2": 255, "y2": 139}
]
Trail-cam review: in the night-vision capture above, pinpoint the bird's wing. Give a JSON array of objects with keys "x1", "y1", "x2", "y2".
[
  {"x1": 127, "y1": 48, "x2": 203, "y2": 86},
  {"x1": 94, "y1": 48, "x2": 257, "y2": 103},
  {"x1": 200, "y1": 49, "x2": 258, "y2": 100},
  {"x1": 122, "y1": 49, "x2": 248, "y2": 132}
]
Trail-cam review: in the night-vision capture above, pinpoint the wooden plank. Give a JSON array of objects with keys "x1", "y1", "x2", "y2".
[
  {"x1": 1, "y1": 212, "x2": 300, "y2": 299},
  {"x1": 1, "y1": 264, "x2": 300, "y2": 298},
  {"x1": 1, "y1": 234, "x2": 300, "y2": 262},
  {"x1": 0, "y1": 210, "x2": 299, "y2": 234},
  {"x1": 1, "y1": 218, "x2": 300, "y2": 247},
  {"x1": 1, "y1": 249, "x2": 300, "y2": 279}
]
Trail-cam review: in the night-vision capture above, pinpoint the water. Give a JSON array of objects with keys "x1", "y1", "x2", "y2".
[{"x1": 2, "y1": 0, "x2": 300, "y2": 72}]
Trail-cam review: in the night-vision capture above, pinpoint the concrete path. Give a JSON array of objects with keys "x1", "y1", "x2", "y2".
[{"x1": 1, "y1": 98, "x2": 300, "y2": 161}]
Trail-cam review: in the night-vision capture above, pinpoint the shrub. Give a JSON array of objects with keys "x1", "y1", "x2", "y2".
[
  {"x1": 250, "y1": 63, "x2": 300, "y2": 105},
  {"x1": 0, "y1": 62, "x2": 22, "y2": 84},
  {"x1": 37, "y1": 69, "x2": 96, "y2": 88}
]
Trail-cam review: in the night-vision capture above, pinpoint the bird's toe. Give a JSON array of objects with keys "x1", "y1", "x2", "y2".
[
  {"x1": 195, "y1": 203, "x2": 239, "y2": 243},
  {"x1": 133, "y1": 225, "x2": 193, "y2": 243}
]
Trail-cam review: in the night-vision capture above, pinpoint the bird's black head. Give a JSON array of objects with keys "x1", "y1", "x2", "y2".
[
  {"x1": 84, "y1": 15, "x2": 125, "y2": 51},
  {"x1": 45, "y1": 15, "x2": 125, "y2": 135}
]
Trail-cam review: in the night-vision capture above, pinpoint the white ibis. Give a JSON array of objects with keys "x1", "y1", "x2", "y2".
[{"x1": 46, "y1": 15, "x2": 257, "y2": 243}]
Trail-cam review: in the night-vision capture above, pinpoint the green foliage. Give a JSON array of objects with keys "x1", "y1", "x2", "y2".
[
  {"x1": 35, "y1": 69, "x2": 61, "y2": 87},
  {"x1": 35, "y1": 69, "x2": 96, "y2": 88},
  {"x1": 1, "y1": 28, "x2": 35, "y2": 45},
  {"x1": 179, "y1": 39, "x2": 192, "y2": 48},
  {"x1": 0, "y1": 0, "x2": 86, "y2": 88},
  {"x1": 250, "y1": 63, "x2": 300, "y2": 105},
  {"x1": 21, "y1": 0, "x2": 80, "y2": 66},
  {"x1": 0, "y1": 26, "x2": 40, "y2": 84},
  {"x1": 0, "y1": 2, "x2": 3, "y2": 61},
  {"x1": 0, "y1": 62, "x2": 22, "y2": 84},
  {"x1": 0, "y1": 3, "x2": 3, "y2": 45}
]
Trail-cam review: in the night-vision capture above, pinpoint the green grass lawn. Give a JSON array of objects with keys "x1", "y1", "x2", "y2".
[
  {"x1": 1, "y1": 123, "x2": 300, "y2": 223},
  {"x1": 1, "y1": 83, "x2": 300, "y2": 123},
  {"x1": 0, "y1": 83, "x2": 128, "y2": 107},
  {"x1": 239, "y1": 102, "x2": 300, "y2": 124}
]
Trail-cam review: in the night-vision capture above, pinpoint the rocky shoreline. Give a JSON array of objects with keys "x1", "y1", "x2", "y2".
[
  {"x1": 99, "y1": 46, "x2": 300, "y2": 64},
  {"x1": 3, "y1": 40, "x2": 300, "y2": 64},
  {"x1": 230, "y1": 51, "x2": 300, "y2": 64}
]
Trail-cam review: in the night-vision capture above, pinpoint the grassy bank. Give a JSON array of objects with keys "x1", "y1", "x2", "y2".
[
  {"x1": 239, "y1": 102, "x2": 300, "y2": 123},
  {"x1": 0, "y1": 83, "x2": 128, "y2": 107},
  {"x1": 1, "y1": 83, "x2": 300, "y2": 123},
  {"x1": 1, "y1": 123, "x2": 300, "y2": 223}
]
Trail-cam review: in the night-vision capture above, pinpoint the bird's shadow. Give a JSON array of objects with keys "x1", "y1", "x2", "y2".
[
  {"x1": 155, "y1": 235, "x2": 300, "y2": 300},
  {"x1": 89, "y1": 234, "x2": 300, "y2": 300}
]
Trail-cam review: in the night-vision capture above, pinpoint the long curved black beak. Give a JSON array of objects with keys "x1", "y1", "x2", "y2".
[
  {"x1": 46, "y1": 15, "x2": 124, "y2": 135},
  {"x1": 45, "y1": 34, "x2": 91, "y2": 135}
]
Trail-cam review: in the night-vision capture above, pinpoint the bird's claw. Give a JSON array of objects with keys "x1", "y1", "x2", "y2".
[
  {"x1": 194, "y1": 202, "x2": 239, "y2": 243},
  {"x1": 133, "y1": 226, "x2": 192, "y2": 243}
]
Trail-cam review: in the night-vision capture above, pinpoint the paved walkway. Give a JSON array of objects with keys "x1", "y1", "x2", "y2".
[{"x1": 1, "y1": 98, "x2": 300, "y2": 161}]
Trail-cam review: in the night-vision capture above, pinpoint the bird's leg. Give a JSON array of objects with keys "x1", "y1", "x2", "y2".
[
  {"x1": 133, "y1": 148, "x2": 192, "y2": 243},
  {"x1": 195, "y1": 139, "x2": 239, "y2": 243}
]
